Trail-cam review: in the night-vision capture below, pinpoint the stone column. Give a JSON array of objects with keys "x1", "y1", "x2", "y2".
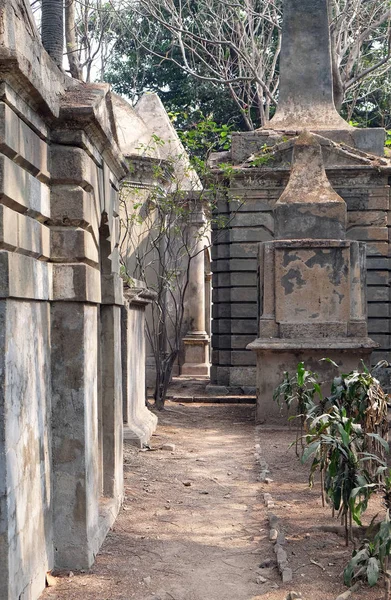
[
  {"x1": 181, "y1": 205, "x2": 210, "y2": 377},
  {"x1": 269, "y1": 0, "x2": 349, "y2": 130},
  {"x1": 122, "y1": 284, "x2": 158, "y2": 447}
]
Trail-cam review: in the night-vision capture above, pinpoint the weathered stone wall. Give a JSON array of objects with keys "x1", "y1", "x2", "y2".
[
  {"x1": 0, "y1": 2, "x2": 131, "y2": 598},
  {"x1": 0, "y1": 71, "x2": 54, "y2": 598},
  {"x1": 211, "y1": 148, "x2": 391, "y2": 389}
]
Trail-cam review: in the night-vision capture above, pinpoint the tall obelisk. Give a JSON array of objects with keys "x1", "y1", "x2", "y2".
[{"x1": 269, "y1": 0, "x2": 351, "y2": 130}]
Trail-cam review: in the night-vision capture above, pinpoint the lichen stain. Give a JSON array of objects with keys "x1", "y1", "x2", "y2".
[
  {"x1": 54, "y1": 438, "x2": 83, "y2": 464},
  {"x1": 282, "y1": 252, "x2": 301, "y2": 267},
  {"x1": 305, "y1": 249, "x2": 348, "y2": 286},
  {"x1": 281, "y1": 268, "x2": 306, "y2": 294},
  {"x1": 74, "y1": 481, "x2": 86, "y2": 523}
]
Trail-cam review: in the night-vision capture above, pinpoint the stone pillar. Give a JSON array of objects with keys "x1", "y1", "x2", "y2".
[
  {"x1": 181, "y1": 207, "x2": 210, "y2": 377},
  {"x1": 122, "y1": 284, "x2": 158, "y2": 447},
  {"x1": 269, "y1": 0, "x2": 349, "y2": 130}
]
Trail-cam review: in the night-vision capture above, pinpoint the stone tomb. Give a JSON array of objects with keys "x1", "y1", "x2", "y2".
[
  {"x1": 248, "y1": 133, "x2": 376, "y2": 422},
  {"x1": 210, "y1": 0, "x2": 390, "y2": 392}
]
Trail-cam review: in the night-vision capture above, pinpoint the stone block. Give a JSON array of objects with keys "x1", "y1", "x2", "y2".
[
  {"x1": 368, "y1": 318, "x2": 390, "y2": 334},
  {"x1": 366, "y1": 242, "x2": 389, "y2": 256},
  {"x1": 343, "y1": 190, "x2": 389, "y2": 211},
  {"x1": 51, "y1": 302, "x2": 100, "y2": 569},
  {"x1": 231, "y1": 320, "x2": 258, "y2": 334},
  {"x1": 368, "y1": 303, "x2": 389, "y2": 318},
  {"x1": 251, "y1": 348, "x2": 375, "y2": 422},
  {"x1": 366, "y1": 257, "x2": 390, "y2": 270},
  {"x1": 229, "y1": 366, "x2": 256, "y2": 386},
  {"x1": 0, "y1": 102, "x2": 49, "y2": 179},
  {"x1": 51, "y1": 130, "x2": 103, "y2": 167},
  {"x1": 210, "y1": 365, "x2": 230, "y2": 386},
  {"x1": 275, "y1": 244, "x2": 351, "y2": 325},
  {"x1": 212, "y1": 288, "x2": 230, "y2": 303},
  {"x1": 367, "y1": 271, "x2": 389, "y2": 285},
  {"x1": 50, "y1": 228, "x2": 99, "y2": 266},
  {"x1": 347, "y1": 226, "x2": 388, "y2": 241},
  {"x1": 0, "y1": 83, "x2": 49, "y2": 140},
  {"x1": 0, "y1": 251, "x2": 52, "y2": 300},
  {"x1": 348, "y1": 210, "x2": 387, "y2": 227},
  {"x1": 50, "y1": 145, "x2": 100, "y2": 190},
  {"x1": 259, "y1": 320, "x2": 280, "y2": 337},
  {"x1": 52, "y1": 263, "x2": 101, "y2": 303},
  {"x1": 17, "y1": 212, "x2": 50, "y2": 259},
  {"x1": 0, "y1": 204, "x2": 18, "y2": 250},
  {"x1": 225, "y1": 195, "x2": 277, "y2": 212},
  {"x1": 367, "y1": 287, "x2": 389, "y2": 302},
  {"x1": 0, "y1": 299, "x2": 52, "y2": 600},
  {"x1": 101, "y1": 273, "x2": 124, "y2": 306},
  {"x1": 231, "y1": 211, "x2": 274, "y2": 231},
  {"x1": 231, "y1": 272, "x2": 257, "y2": 287},
  {"x1": 231, "y1": 351, "x2": 257, "y2": 366},
  {"x1": 212, "y1": 303, "x2": 231, "y2": 318},
  {"x1": 231, "y1": 303, "x2": 258, "y2": 318},
  {"x1": 50, "y1": 185, "x2": 94, "y2": 228},
  {"x1": 100, "y1": 305, "x2": 123, "y2": 497},
  {"x1": 371, "y1": 333, "x2": 390, "y2": 348},
  {"x1": 230, "y1": 287, "x2": 258, "y2": 302},
  {"x1": 0, "y1": 155, "x2": 50, "y2": 219},
  {"x1": 215, "y1": 272, "x2": 230, "y2": 287},
  {"x1": 230, "y1": 227, "x2": 273, "y2": 243},
  {"x1": 229, "y1": 242, "x2": 259, "y2": 259}
]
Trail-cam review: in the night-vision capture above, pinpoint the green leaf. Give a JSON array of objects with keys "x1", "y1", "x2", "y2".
[
  {"x1": 321, "y1": 357, "x2": 339, "y2": 368},
  {"x1": 301, "y1": 440, "x2": 321, "y2": 463},
  {"x1": 367, "y1": 557, "x2": 380, "y2": 586},
  {"x1": 366, "y1": 433, "x2": 389, "y2": 453}
]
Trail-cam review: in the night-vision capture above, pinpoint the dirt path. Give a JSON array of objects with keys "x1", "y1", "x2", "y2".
[
  {"x1": 42, "y1": 403, "x2": 384, "y2": 600},
  {"x1": 43, "y1": 403, "x2": 271, "y2": 600}
]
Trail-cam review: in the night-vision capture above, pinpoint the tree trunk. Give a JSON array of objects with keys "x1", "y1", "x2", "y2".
[
  {"x1": 65, "y1": 0, "x2": 83, "y2": 80},
  {"x1": 42, "y1": 0, "x2": 64, "y2": 68},
  {"x1": 330, "y1": 37, "x2": 345, "y2": 112}
]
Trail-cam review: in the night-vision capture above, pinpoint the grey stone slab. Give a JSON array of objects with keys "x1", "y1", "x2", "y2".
[
  {"x1": 367, "y1": 287, "x2": 389, "y2": 302},
  {"x1": 0, "y1": 102, "x2": 49, "y2": 179},
  {"x1": 371, "y1": 333, "x2": 391, "y2": 348},
  {"x1": 52, "y1": 263, "x2": 101, "y2": 303},
  {"x1": 51, "y1": 302, "x2": 100, "y2": 569},
  {"x1": 0, "y1": 155, "x2": 50, "y2": 219},
  {"x1": 0, "y1": 299, "x2": 52, "y2": 600},
  {"x1": 0, "y1": 251, "x2": 52, "y2": 300},
  {"x1": 230, "y1": 287, "x2": 258, "y2": 302},
  {"x1": 230, "y1": 227, "x2": 273, "y2": 243},
  {"x1": 50, "y1": 227, "x2": 99, "y2": 266},
  {"x1": 368, "y1": 318, "x2": 390, "y2": 333},
  {"x1": 366, "y1": 257, "x2": 391, "y2": 270},
  {"x1": 367, "y1": 271, "x2": 389, "y2": 285},
  {"x1": 368, "y1": 303, "x2": 390, "y2": 318}
]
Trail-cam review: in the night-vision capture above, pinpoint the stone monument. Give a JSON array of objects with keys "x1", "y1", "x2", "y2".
[
  {"x1": 248, "y1": 132, "x2": 376, "y2": 421},
  {"x1": 210, "y1": 0, "x2": 390, "y2": 393}
]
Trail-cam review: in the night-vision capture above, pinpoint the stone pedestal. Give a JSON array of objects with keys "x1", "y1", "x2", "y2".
[
  {"x1": 122, "y1": 285, "x2": 158, "y2": 447},
  {"x1": 248, "y1": 343, "x2": 375, "y2": 423},
  {"x1": 182, "y1": 332, "x2": 210, "y2": 376},
  {"x1": 248, "y1": 133, "x2": 377, "y2": 422}
]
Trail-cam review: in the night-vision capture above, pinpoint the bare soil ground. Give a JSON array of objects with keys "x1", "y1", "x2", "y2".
[{"x1": 42, "y1": 403, "x2": 387, "y2": 600}]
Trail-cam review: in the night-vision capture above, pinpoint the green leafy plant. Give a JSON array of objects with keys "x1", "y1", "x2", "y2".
[
  {"x1": 303, "y1": 406, "x2": 386, "y2": 545},
  {"x1": 273, "y1": 362, "x2": 322, "y2": 456}
]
